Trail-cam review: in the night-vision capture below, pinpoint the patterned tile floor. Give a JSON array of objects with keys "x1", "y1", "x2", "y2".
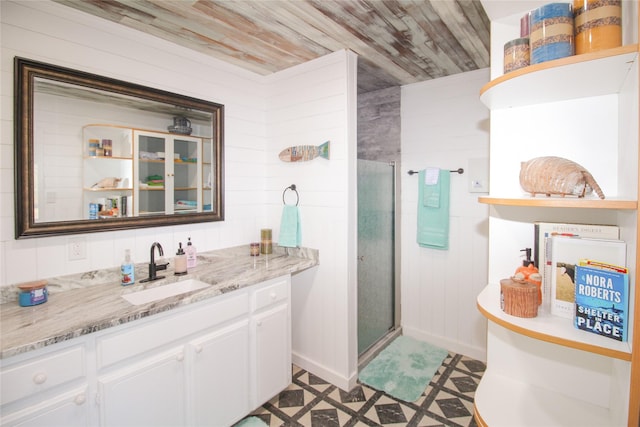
[{"x1": 242, "y1": 352, "x2": 486, "y2": 427}]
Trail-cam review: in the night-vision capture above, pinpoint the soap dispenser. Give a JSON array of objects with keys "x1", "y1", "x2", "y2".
[
  {"x1": 514, "y1": 248, "x2": 542, "y2": 305},
  {"x1": 121, "y1": 249, "x2": 135, "y2": 286},
  {"x1": 175, "y1": 243, "x2": 187, "y2": 276}
]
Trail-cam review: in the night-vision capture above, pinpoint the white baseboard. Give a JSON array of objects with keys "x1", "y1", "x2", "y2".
[
  {"x1": 291, "y1": 352, "x2": 358, "y2": 392},
  {"x1": 402, "y1": 326, "x2": 487, "y2": 362}
]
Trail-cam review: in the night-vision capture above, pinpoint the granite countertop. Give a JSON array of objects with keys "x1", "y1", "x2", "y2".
[{"x1": 0, "y1": 245, "x2": 318, "y2": 360}]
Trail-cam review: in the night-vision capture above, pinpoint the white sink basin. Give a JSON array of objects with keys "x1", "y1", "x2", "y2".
[{"x1": 122, "y1": 279, "x2": 210, "y2": 306}]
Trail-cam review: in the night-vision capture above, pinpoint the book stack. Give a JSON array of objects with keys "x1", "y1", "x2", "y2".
[{"x1": 534, "y1": 222, "x2": 630, "y2": 342}]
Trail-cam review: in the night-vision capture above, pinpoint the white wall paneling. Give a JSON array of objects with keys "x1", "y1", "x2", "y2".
[
  {"x1": 265, "y1": 50, "x2": 359, "y2": 390},
  {"x1": 400, "y1": 69, "x2": 490, "y2": 361}
]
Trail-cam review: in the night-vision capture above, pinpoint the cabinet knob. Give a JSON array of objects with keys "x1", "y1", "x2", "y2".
[
  {"x1": 257, "y1": 320, "x2": 263, "y2": 327},
  {"x1": 195, "y1": 345, "x2": 203, "y2": 353},
  {"x1": 32, "y1": 372, "x2": 47, "y2": 385},
  {"x1": 270, "y1": 292, "x2": 277, "y2": 300},
  {"x1": 74, "y1": 394, "x2": 86, "y2": 406},
  {"x1": 176, "y1": 353, "x2": 184, "y2": 362}
]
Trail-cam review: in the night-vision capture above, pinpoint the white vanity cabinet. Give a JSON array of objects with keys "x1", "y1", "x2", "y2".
[
  {"x1": 97, "y1": 346, "x2": 187, "y2": 426},
  {"x1": 252, "y1": 277, "x2": 291, "y2": 409},
  {"x1": 188, "y1": 320, "x2": 250, "y2": 426},
  {"x1": 0, "y1": 342, "x2": 90, "y2": 426},
  {"x1": 0, "y1": 275, "x2": 292, "y2": 427}
]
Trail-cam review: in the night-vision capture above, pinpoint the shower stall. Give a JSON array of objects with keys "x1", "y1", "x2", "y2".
[{"x1": 357, "y1": 159, "x2": 400, "y2": 360}]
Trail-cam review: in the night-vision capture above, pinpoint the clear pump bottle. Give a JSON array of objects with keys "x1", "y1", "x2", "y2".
[{"x1": 121, "y1": 249, "x2": 135, "y2": 286}]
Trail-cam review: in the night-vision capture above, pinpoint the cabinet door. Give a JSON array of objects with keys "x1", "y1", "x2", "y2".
[
  {"x1": 201, "y1": 137, "x2": 214, "y2": 212},
  {"x1": 97, "y1": 347, "x2": 186, "y2": 427},
  {"x1": 0, "y1": 386, "x2": 90, "y2": 427},
  {"x1": 134, "y1": 131, "x2": 171, "y2": 216},
  {"x1": 253, "y1": 303, "x2": 291, "y2": 407},
  {"x1": 189, "y1": 320, "x2": 250, "y2": 426},
  {"x1": 172, "y1": 136, "x2": 201, "y2": 214}
]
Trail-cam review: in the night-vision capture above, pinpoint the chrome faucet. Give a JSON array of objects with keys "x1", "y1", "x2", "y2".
[{"x1": 141, "y1": 242, "x2": 169, "y2": 283}]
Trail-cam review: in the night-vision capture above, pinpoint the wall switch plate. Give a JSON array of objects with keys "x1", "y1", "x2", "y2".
[
  {"x1": 68, "y1": 237, "x2": 86, "y2": 260},
  {"x1": 468, "y1": 157, "x2": 489, "y2": 193}
]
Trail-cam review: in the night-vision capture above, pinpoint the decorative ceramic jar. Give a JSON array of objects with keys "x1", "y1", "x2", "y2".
[
  {"x1": 530, "y1": 3, "x2": 575, "y2": 64},
  {"x1": 504, "y1": 38, "x2": 530, "y2": 73},
  {"x1": 574, "y1": 0, "x2": 622, "y2": 54}
]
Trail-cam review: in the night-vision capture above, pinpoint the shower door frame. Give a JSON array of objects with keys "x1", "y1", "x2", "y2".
[{"x1": 356, "y1": 159, "x2": 402, "y2": 364}]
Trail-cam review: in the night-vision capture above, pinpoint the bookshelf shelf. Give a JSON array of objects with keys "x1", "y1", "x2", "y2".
[
  {"x1": 474, "y1": 368, "x2": 615, "y2": 427},
  {"x1": 478, "y1": 196, "x2": 637, "y2": 210},
  {"x1": 480, "y1": 45, "x2": 638, "y2": 109},
  {"x1": 477, "y1": 284, "x2": 632, "y2": 361}
]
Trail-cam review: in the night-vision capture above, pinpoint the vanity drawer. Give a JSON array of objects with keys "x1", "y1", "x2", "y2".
[
  {"x1": 97, "y1": 291, "x2": 249, "y2": 369},
  {"x1": 0, "y1": 345, "x2": 86, "y2": 406},
  {"x1": 253, "y1": 276, "x2": 289, "y2": 311}
]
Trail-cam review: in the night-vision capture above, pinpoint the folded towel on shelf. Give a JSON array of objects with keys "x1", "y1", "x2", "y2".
[
  {"x1": 422, "y1": 167, "x2": 441, "y2": 208},
  {"x1": 175, "y1": 200, "x2": 197, "y2": 207},
  {"x1": 417, "y1": 168, "x2": 450, "y2": 250},
  {"x1": 278, "y1": 205, "x2": 301, "y2": 248}
]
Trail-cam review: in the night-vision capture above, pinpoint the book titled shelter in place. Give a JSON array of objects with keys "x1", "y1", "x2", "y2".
[{"x1": 574, "y1": 262, "x2": 629, "y2": 342}]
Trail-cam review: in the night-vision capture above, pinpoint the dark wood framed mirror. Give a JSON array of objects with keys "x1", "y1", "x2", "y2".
[{"x1": 14, "y1": 57, "x2": 224, "y2": 239}]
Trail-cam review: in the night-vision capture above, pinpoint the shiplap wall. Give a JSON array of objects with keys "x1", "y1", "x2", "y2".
[
  {"x1": 401, "y1": 69, "x2": 490, "y2": 361},
  {"x1": 264, "y1": 51, "x2": 359, "y2": 390}
]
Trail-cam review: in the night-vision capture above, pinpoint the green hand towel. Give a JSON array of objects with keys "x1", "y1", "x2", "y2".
[
  {"x1": 278, "y1": 205, "x2": 301, "y2": 248},
  {"x1": 417, "y1": 169, "x2": 450, "y2": 250}
]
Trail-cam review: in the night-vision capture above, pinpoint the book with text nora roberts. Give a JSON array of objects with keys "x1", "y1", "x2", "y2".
[
  {"x1": 575, "y1": 263, "x2": 629, "y2": 341},
  {"x1": 534, "y1": 222, "x2": 619, "y2": 311},
  {"x1": 550, "y1": 236, "x2": 626, "y2": 319}
]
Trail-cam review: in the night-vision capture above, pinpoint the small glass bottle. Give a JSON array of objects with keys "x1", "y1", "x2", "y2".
[
  {"x1": 250, "y1": 242, "x2": 260, "y2": 256},
  {"x1": 121, "y1": 249, "x2": 135, "y2": 286}
]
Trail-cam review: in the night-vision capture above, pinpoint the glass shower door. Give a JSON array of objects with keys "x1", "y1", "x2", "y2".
[{"x1": 357, "y1": 159, "x2": 395, "y2": 356}]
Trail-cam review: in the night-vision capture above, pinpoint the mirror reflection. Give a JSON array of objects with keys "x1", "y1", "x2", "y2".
[{"x1": 16, "y1": 58, "x2": 224, "y2": 238}]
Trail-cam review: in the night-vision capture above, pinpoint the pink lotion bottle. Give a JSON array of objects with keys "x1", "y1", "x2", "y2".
[{"x1": 186, "y1": 237, "x2": 197, "y2": 269}]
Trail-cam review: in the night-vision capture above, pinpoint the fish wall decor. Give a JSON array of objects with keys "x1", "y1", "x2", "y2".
[{"x1": 279, "y1": 141, "x2": 330, "y2": 162}]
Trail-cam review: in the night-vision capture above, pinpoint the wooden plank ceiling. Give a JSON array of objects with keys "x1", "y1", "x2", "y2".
[{"x1": 54, "y1": 0, "x2": 491, "y2": 93}]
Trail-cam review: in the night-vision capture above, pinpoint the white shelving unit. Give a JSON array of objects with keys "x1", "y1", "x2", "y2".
[
  {"x1": 475, "y1": 1, "x2": 639, "y2": 426},
  {"x1": 82, "y1": 125, "x2": 134, "y2": 218}
]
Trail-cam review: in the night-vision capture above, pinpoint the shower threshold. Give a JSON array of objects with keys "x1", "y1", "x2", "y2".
[{"x1": 358, "y1": 327, "x2": 402, "y2": 371}]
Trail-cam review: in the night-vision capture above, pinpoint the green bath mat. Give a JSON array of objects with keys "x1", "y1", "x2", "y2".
[
  {"x1": 234, "y1": 416, "x2": 268, "y2": 427},
  {"x1": 358, "y1": 335, "x2": 448, "y2": 402}
]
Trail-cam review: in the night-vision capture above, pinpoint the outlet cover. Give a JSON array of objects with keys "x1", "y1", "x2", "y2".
[{"x1": 68, "y1": 237, "x2": 86, "y2": 260}]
